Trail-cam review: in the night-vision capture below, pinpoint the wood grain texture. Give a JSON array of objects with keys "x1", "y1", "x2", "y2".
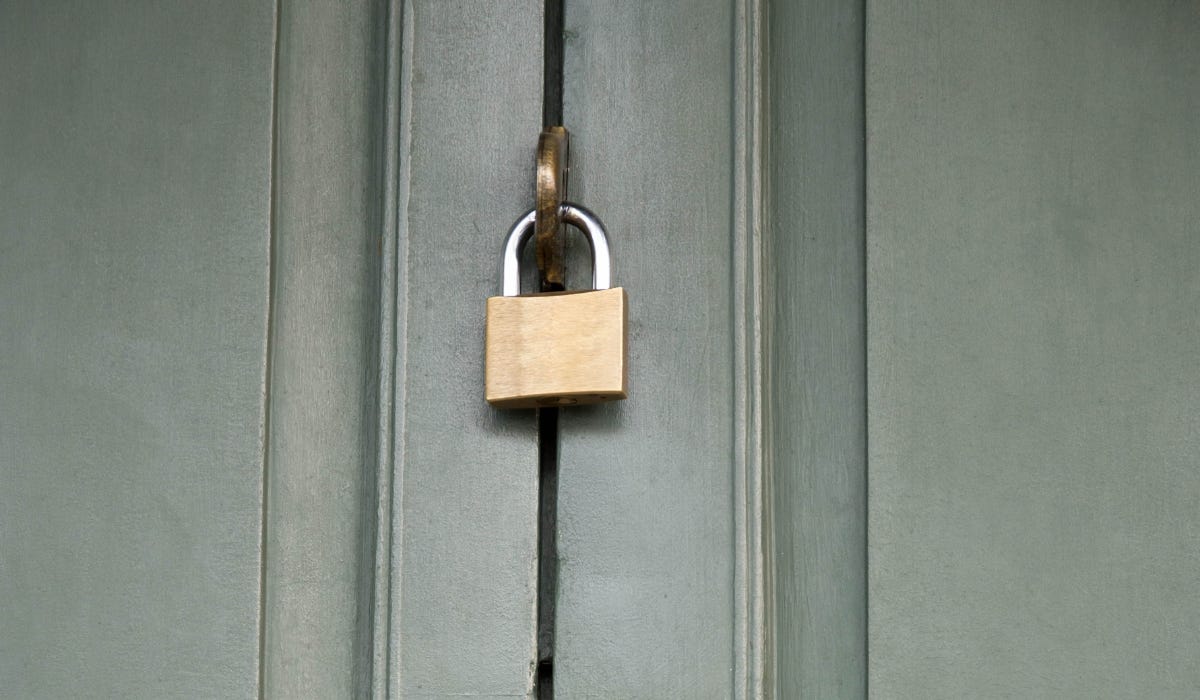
[
  {"x1": 485, "y1": 289, "x2": 627, "y2": 408},
  {"x1": 262, "y1": 1, "x2": 387, "y2": 697},
  {"x1": 387, "y1": 1, "x2": 544, "y2": 696},
  {"x1": 557, "y1": 1, "x2": 738, "y2": 696},
  {"x1": 732, "y1": 1, "x2": 768, "y2": 695},
  {"x1": 867, "y1": 1, "x2": 1200, "y2": 696},
  {"x1": 0, "y1": 2, "x2": 276, "y2": 697},
  {"x1": 768, "y1": 0, "x2": 867, "y2": 697}
]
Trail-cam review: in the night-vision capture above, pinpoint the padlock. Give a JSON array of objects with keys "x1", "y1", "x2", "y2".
[{"x1": 485, "y1": 203, "x2": 628, "y2": 408}]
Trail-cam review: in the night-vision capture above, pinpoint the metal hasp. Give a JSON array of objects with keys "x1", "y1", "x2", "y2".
[
  {"x1": 535, "y1": 127, "x2": 569, "y2": 290},
  {"x1": 486, "y1": 203, "x2": 627, "y2": 408}
]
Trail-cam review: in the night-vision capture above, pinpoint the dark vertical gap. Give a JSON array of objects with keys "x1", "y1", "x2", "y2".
[
  {"x1": 542, "y1": 0, "x2": 564, "y2": 128},
  {"x1": 537, "y1": 1, "x2": 564, "y2": 698},
  {"x1": 535, "y1": 407, "x2": 559, "y2": 699}
]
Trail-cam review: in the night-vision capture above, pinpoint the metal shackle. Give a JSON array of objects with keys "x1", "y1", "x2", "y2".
[{"x1": 501, "y1": 203, "x2": 611, "y2": 297}]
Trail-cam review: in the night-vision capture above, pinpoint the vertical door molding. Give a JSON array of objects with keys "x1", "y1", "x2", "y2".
[
  {"x1": 765, "y1": 0, "x2": 868, "y2": 697},
  {"x1": 383, "y1": 2, "x2": 544, "y2": 697},
  {"x1": 370, "y1": 0, "x2": 404, "y2": 695},
  {"x1": 265, "y1": 1, "x2": 545, "y2": 697},
  {"x1": 262, "y1": 0, "x2": 392, "y2": 696},
  {"x1": 557, "y1": 0, "x2": 739, "y2": 694},
  {"x1": 733, "y1": 0, "x2": 770, "y2": 697},
  {"x1": 556, "y1": 0, "x2": 868, "y2": 695}
]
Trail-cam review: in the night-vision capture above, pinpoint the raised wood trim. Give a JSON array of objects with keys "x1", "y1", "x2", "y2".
[
  {"x1": 370, "y1": 0, "x2": 404, "y2": 695},
  {"x1": 261, "y1": 1, "x2": 392, "y2": 695},
  {"x1": 733, "y1": 0, "x2": 770, "y2": 697},
  {"x1": 764, "y1": 0, "x2": 867, "y2": 696},
  {"x1": 265, "y1": 2, "x2": 547, "y2": 697}
]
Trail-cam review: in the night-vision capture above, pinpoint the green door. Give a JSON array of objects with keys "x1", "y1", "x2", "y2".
[
  {"x1": 866, "y1": 1, "x2": 1200, "y2": 697},
  {"x1": 3, "y1": 1, "x2": 1197, "y2": 698},
  {"x1": 1, "y1": 3, "x2": 275, "y2": 697},
  {"x1": 2, "y1": 1, "x2": 547, "y2": 697}
]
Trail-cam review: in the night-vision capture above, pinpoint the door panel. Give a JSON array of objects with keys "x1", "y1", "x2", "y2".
[
  {"x1": 387, "y1": 2, "x2": 544, "y2": 696},
  {"x1": 1, "y1": 1, "x2": 549, "y2": 696},
  {"x1": 0, "y1": 3, "x2": 275, "y2": 697},
  {"x1": 261, "y1": 2, "x2": 386, "y2": 696},
  {"x1": 9, "y1": 1, "x2": 1195, "y2": 697},
  {"x1": 557, "y1": 2, "x2": 869, "y2": 695},
  {"x1": 768, "y1": 1, "x2": 867, "y2": 697},
  {"x1": 867, "y1": 1, "x2": 1200, "y2": 696},
  {"x1": 558, "y1": 2, "x2": 740, "y2": 696}
]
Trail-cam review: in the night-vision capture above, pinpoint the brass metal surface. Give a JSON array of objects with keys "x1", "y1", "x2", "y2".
[
  {"x1": 535, "y1": 126, "x2": 569, "y2": 289},
  {"x1": 485, "y1": 288, "x2": 627, "y2": 408}
]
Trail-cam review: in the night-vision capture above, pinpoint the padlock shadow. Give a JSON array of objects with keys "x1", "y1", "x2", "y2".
[
  {"x1": 478, "y1": 404, "x2": 540, "y2": 435},
  {"x1": 478, "y1": 401, "x2": 626, "y2": 437},
  {"x1": 556, "y1": 398, "x2": 627, "y2": 436}
]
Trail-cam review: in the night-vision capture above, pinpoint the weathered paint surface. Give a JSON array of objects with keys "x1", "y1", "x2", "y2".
[
  {"x1": 262, "y1": 2, "x2": 386, "y2": 697},
  {"x1": 556, "y1": 2, "x2": 871, "y2": 696},
  {"x1": 10, "y1": 1, "x2": 1196, "y2": 698},
  {"x1": 769, "y1": 1, "x2": 867, "y2": 697},
  {"x1": 0, "y1": 3, "x2": 275, "y2": 697},
  {"x1": 868, "y1": 1, "x2": 1200, "y2": 696},
  {"x1": 0, "y1": 1, "x2": 546, "y2": 697},
  {"x1": 388, "y1": 2, "x2": 544, "y2": 697},
  {"x1": 557, "y1": 2, "x2": 738, "y2": 696}
]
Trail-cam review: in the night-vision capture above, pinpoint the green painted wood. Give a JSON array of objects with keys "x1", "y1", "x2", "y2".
[
  {"x1": 867, "y1": 1, "x2": 1200, "y2": 697},
  {"x1": 386, "y1": 2, "x2": 544, "y2": 696},
  {"x1": 767, "y1": 1, "x2": 867, "y2": 698},
  {"x1": 557, "y1": 2, "x2": 741, "y2": 696},
  {"x1": 262, "y1": 1, "x2": 388, "y2": 697},
  {"x1": 0, "y1": 2, "x2": 276, "y2": 697}
]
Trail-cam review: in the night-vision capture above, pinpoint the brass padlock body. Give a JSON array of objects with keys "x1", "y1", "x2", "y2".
[{"x1": 485, "y1": 287, "x2": 627, "y2": 408}]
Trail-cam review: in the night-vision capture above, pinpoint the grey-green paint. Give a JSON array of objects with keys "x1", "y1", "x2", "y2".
[
  {"x1": 550, "y1": 0, "x2": 871, "y2": 695},
  {"x1": 0, "y1": 2, "x2": 276, "y2": 697},
  {"x1": 557, "y1": 2, "x2": 742, "y2": 696},
  {"x1": 1, "y1": 1, "x2": 547, "y2": 696},
  {"x1": 262, "y1": 1, "x2": 387, "y2": 697},
  {"x1": 387, "y1": 2, "x2": 544, "y2": 697},
  {"x1": 9, "y1": 1, "x2": 1199, "y2": 698},
  {"x1": 768, "y1": 1, "x2": 866, "y2": 698},
  {"x1": 867, "y1": 1, "x2": 1200, "y2": 696},
  {"x1": 266, "y1": 2, "x2": 552, "y2": 692}
]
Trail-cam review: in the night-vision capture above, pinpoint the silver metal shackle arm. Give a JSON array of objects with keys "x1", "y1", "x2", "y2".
[{"x1": 501, "y1": 203, "x2": 611, "y2": 297}]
